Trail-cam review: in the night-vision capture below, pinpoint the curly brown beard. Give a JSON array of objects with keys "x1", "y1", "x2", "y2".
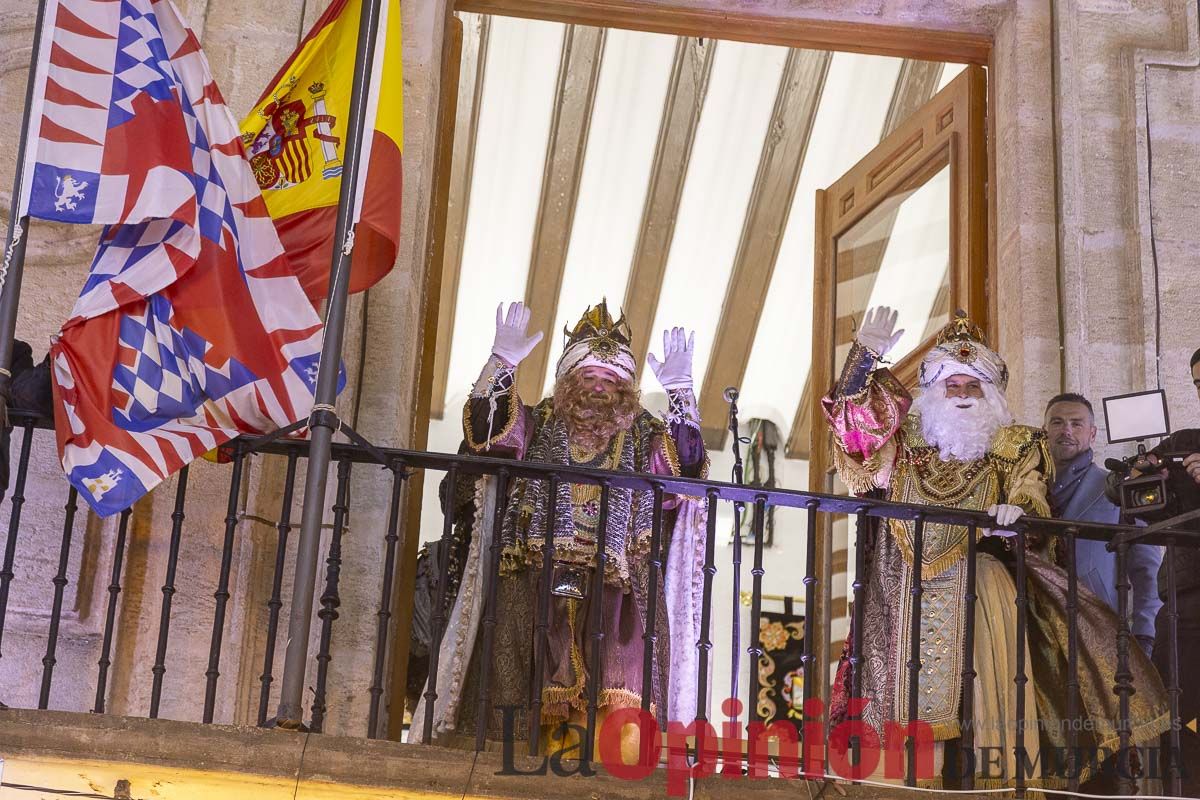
[{"x1": 553, "y1": 370, "x2": 641, "y2": 453}]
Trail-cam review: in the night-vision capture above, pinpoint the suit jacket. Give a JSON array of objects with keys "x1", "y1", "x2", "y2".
[{"x1": 1060, "y1": 462, "x2": 1163, "y2": 638}]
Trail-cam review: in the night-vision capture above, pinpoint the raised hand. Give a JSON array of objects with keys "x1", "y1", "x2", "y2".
[
  {"x1": 647, "y1": 327, "x2": 694, "y2": 390},
  {"x1": 490, "y1": 302, "x2": 543, "y2": 367},
  {"x1": 857, "y1": 306, "x2": 905, "y2": 357}
]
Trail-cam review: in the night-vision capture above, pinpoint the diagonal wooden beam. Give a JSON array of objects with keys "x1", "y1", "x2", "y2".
[
  {"x1": 698, "y1": 49, "x2": 832, "y2": 449},
  {"x1": 623, "y1": 36, "x2": 715, "y2": 379},
  {"x1": 785, "y1": 59, "x2": 944, "y2": 459},
  {"x1": 920, "y1": 278, "x2": 952, "y2": 340},
  {"x1": 430, "y1": 14, "x2": 490, "y2": 419},
  {"x1": 515, "y1": 25, "x2": 606, "y2": 402}
]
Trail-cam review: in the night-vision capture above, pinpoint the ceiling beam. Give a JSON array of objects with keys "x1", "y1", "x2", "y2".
[
  {"x1": 430, "y1": 14, "x2": 491, "y2": 419},
  {"x1": 516, "y1": 25, "x2": 607, "y2": 402},
  {"x1": 698, "y1": 49, "x2": 832, "y2": 449},
  {"x1": 454, "y1": 0, "x2": 991, "y2": 65},
  {"x1": 623, "y1": 36, "x2": 715, "y2": 380},
  {"x1": 785, "y1": 59, "x2": 944, "y2": 458}
]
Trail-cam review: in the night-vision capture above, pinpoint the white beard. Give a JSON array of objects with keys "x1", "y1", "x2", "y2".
[{"x1": 912, "y1": 382, "x2": 1013, "y2": 462}]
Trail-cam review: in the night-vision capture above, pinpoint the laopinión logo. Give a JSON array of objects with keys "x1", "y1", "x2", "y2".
[
  {"x1": 497, "y1": 697, "x2": 935, "y2": 796},
  {"x1": 497, "y1": 697, "x2": 1190, "y2": 796}
]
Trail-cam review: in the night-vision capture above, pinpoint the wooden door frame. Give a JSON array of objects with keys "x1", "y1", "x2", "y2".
[
  {"x1": 428, "y1": 0, "x2": 998, "y2": 714},
  {"x1": 805, "y1": 66, "x2": 988, "y2": 701}
]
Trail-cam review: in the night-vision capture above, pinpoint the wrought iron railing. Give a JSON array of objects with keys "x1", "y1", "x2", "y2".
[{"x1": 0, "y1": 408, "x2": 1196, "y2": 796}]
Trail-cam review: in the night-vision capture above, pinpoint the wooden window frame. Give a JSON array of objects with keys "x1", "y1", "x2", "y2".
[{"x1": 808, "y1": 65, "x2": 989, "y2": 487}]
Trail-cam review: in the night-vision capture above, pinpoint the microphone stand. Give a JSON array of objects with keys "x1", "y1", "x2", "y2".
[{"x1": 725, "y1": 387, "x2": 746, "y2": 739}]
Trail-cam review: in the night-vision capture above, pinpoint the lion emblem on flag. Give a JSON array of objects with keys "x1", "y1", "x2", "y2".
[{"x1": 53, "y1": 174, "x2": 89, "y2": 213}]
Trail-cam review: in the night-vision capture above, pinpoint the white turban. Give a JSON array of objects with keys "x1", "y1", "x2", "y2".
[
  {"x1": 555, "y1": 339, "x2": 636, "y2": 382},
  {"x1": 918, "y1": 311, "x2": 1008, "y2": 390}
]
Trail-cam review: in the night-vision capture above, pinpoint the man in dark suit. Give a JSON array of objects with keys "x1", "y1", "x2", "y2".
[
  {"x1": 1112, "y1": 350, "x2": 1200, "y2": 793},
  {"x1": 1044, "y1": 393, "x2": 1162, "y2": 655}
]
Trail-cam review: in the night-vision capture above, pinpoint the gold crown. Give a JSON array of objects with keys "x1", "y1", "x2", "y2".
[
  {"x1": 309, "y1": 81, "x2": 325, "y2": 95},
  {"x1": 563, "y1": 299, "x2": 632, "y2": 349},
  {"x1": 934, "y1": 310, "x2": 989, "y2": 349}
]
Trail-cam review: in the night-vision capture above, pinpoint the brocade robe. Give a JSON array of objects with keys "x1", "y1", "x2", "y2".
[
  {"x1": 824, "y1": 367, "x2": 1169, "y2": 786},
  {"x1": 824, "y1": 369, "x2": 1050, "y2": 742},
  {"x1": 414, "y1": 388, "x2": 707, "y2": 742}
]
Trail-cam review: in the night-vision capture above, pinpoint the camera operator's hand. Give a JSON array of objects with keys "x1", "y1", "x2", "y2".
[
  {"x1": 1129, "y1": 453, "x2": 1165, "y2": 478},
  {"x1": 1183, "y1": 452, "x2": 1200, "y2": 485}
]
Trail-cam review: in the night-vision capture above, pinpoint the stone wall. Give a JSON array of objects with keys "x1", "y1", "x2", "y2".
[
  {"x1": 2, "y1": 0, "x2": 1199, "y2": 742},
  {"x1": 0, "y1": 0, "x2": 448, "y2": 736}
]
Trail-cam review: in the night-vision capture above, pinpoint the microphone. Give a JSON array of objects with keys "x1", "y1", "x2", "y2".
[{"x1": 1104, "y1": 458, "x2": 1129, "y2": 474}]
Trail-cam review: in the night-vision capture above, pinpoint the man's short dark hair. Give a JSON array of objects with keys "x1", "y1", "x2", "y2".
[
  {"x1": 1191, "y1": 348, "x2": 1200, "y2": 370},
  {"x1": 1045, "y1": 392, "x2": 1094, "y2": 417}
]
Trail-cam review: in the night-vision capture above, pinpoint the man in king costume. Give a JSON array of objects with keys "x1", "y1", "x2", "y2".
[
  {"x1": 414, "y1": 301, "x2": 708, "y2": 754},
  {"x1": 824, "y1": 307, "x2": 1168, "y2": 786}
]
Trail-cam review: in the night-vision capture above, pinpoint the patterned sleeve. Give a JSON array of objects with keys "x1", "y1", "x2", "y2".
[
  {"x1": 1002, "y1": 429, "x2": 1054, "y2": 518},
  {"x1": 820, "y1": 355, "x2": 911, "y2": 495},
  {"x1": 462, "y1": 355, "x2": 532, "y2": 458}
]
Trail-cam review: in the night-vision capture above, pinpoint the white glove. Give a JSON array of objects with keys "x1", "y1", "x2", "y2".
[
  {"x1": 856, "y1": 306, "x2": 905, "y2": 357},
  {"x1": 647, "y1": 327, "x2": 694, "y2": 390},
  {"x1": 982, "y1": 503, "x2": 1024, "y2": 538},
  {"x1": 490, "y1": 302, "x2": 543, "y2": 367}
]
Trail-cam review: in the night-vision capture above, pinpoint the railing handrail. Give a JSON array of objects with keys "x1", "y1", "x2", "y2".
[{"x1": 8, "y1": 408, "x2": 1200, "y2": 547}]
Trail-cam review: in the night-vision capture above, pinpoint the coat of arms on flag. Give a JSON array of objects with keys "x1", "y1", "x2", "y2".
[
  {"x1": 18, "y1": 0, "x2": 336, "y2": 516},
  {"x1": 246, "y1": 78, "x2": 342, "y2": 190}
]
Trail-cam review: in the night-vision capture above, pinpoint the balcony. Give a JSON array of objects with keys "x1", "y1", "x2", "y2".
[{"x1": 0, "y1": 410, "x2": 1195, "y2": 799}]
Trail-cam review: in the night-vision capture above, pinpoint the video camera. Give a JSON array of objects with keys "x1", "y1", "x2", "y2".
[{"x1": 1102, "y1": 389, "x2": 1186, "y2": 515}]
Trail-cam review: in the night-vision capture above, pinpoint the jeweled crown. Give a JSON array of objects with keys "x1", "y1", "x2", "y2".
[
  {"x1": 934, "y1": 310, "x2": 989, "y2": 348},
  {"x1": 563, "y1": 299, "x2": 632, "y2": 349}
]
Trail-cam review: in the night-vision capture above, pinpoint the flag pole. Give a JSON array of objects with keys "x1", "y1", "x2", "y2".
[
  {"x1": 0, "y1": 0, "x2": 53, "y2": 418},
  {"x1": 275, "y1": 0, "x2": 385, "y2": 728}
]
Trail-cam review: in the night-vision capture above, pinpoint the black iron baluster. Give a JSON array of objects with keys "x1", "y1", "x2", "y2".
[
  {"x1": 475, "y1": 469, "x2": 510, "y2": 752},
  {"x1": 367, "y1": 462, "x2": 406, "y2": 738},
  {"x1": 746, "y1": 495, "x2": 767, "y2": 726},
  {"x1": 0, "y1": 421, "x2": 35, "y2": 658},
  {"x1": 311, "y1": 457, "x2": 352, "y2": 733},
  {"x1": 801, "y1": 499, "x2": 819, "y2": 715},
  {"x1": 422, "y1": 464, "x2": 459, "y2": 744},
  {"x1": 960, "y1": 522, "x2": 978, "y2": 789},
  {"x1": 583, "y1": 481, "x2": 612, "y2": 766},
  {"x1": 849, "y1": 507, "x2": 868, "y2": 765},
  {"x1": 640, "y1": 482, "x2": 665, "y2": 718},
  {"x1": 1164, "y1": 543, "x2": 1181, "y2": 796},
  {"x1": 1113, "y1": 538, "x2": 1134, "y2": 795},
  {"x1": 1014, "y1": 528, "x2": 1028, "y2": 799},
  {"x1": 203, "y1": 444, "x2": 245, "y2": 723},
  {"x1": 94, "y1": 507, "x2": 132, "y2": 714},
  {"x1": 905, "y1": 513, "x2": 926, "y2": 787},
  {"x1": 1065, "y1": 527, "x2": 1080, "y2": 792},
  {"x1": 258, "y1": 451, "x2": 299, "y2": 726},
  {"x1": 149, "y1": 465, "x2": 188, "y2": 718},
  {"x1": 528, "y1": 473, "x2": 557, "y2": 755},
  {"x1": 39, "y1": 486, "x2": 79, "y2": 708},
  {"x1": 695, "y1": 490, "x2": 718, "y2": 722}
]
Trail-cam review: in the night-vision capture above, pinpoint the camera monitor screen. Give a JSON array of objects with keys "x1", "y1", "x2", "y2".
[{"x1": 1102, "y1": 390, "x2": 1171, "y2": 444}]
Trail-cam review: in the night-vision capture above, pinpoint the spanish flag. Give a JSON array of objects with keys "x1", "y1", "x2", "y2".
[{"x1": 240, "y1": 0, "x2": 402, "y2": 303}]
